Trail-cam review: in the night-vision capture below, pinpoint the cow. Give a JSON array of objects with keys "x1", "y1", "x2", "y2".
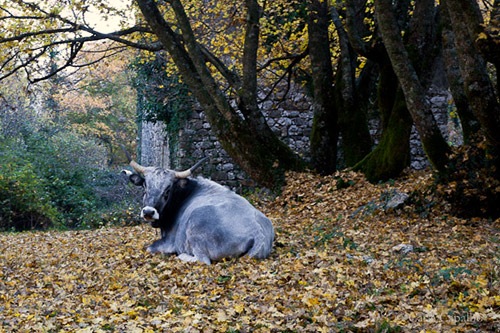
[{"x1": 122, "y1": 157, "x2": 274, "y2": 264}]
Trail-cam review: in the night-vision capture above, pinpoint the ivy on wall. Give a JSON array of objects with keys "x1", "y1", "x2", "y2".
[{"x1": 131, "y1": 53, "x2": 194, "y2": 161}]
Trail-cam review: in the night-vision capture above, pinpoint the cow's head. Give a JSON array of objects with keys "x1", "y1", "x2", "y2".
[{"x1": 123, "y1": 158, "x2": 207, "y2": 227}]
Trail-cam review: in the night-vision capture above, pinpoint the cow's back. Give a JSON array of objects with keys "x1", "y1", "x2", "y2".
[{"x1": 174, "y1": 177, "x2": 274, "y2": 261}]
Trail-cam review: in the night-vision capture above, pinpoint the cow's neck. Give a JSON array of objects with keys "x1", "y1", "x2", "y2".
[{"x1": 159, "y1": 178, "x2": 199, "y2": 230}]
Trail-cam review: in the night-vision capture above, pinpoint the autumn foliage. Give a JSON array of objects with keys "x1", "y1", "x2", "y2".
[{"x1": 1, "y1": 171, "x2": 498, "y2": 332}]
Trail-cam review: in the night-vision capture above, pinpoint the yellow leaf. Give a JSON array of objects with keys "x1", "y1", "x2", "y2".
[
  {"x1": 182, "y1": 310, "x2": 195, "y2": 317},
  {"x1": 303, "y1": 296, "x2": 320, "y2": 307},
  {"x1": 216, "y1": 309, "x2": 228, "y2": 322},
  {"x1": 477, "y1": 32, "x2": 488, "y2": 40},
  {"x1": 126, "y1": 310, "x2": 138, "y2": 318},
  {"x1": 234, "y1": 303, "x2": 245, "y2": 314},
  {"x1": 476, "y1": 274, "x2": 488, "y2": 288}
]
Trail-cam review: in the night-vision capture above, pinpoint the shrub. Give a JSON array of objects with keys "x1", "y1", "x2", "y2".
[
  {"x1": 0, "y1": 129, "x2": 142, "y2": 231},
  {"x1": 0, "y1": 150, "x2": 61, "y2": 231}
]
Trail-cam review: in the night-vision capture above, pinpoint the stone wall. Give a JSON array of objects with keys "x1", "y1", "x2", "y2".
[
  {"x1": 410, "y1": 87, "x2": 457, "y2": 170},
  {"x1": 172, "y1": 86, "x2": 314, "y2": 190},
  {"x1": 140, "y1": 85, "x2": 457, "y2": 190}
]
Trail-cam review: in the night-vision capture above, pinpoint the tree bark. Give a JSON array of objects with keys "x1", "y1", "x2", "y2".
[
  {"x1": 351, "y1": 0, "x2": 438, "y2": 181},
  {"x1": 356, "y1": 89, "x2": 412, "y2": 182},
  {"x1": 307, "y1": 0, "x2": 338, "y2": 175},
  {"x1": 331, "y1": 6, "x2": 372, "y2": 167},
  {"x1": 440, "y1": 5, "x2": 481, "y2": 143},
  {"x1": 136, "y1": 0, "x2": 305, "y2": 188},
  {"x1": 343, "y1": 0, "x2": 415, "y2": 180},
  {"x1": 374, "y1": 0, "x2": 451, "y2": 173},
  {"x1": 239, "y1": 0, "x2": 268, "y2": 132},
  {"x1": 481, "y1": 0, "x2": 500, "y2": 92},
  {"x1": 443, "y1": 0, "x2": 500, "y2": 149},
  {"x1": 354, "y1": 62, "x2": 413, "y2": 181}
]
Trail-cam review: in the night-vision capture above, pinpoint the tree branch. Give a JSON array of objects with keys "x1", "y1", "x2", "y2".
[
  {"x1": 0, "y1": 46, "x2": 48, "y2": 81},
  {"x1": 259, "y1": 49, "x2": 308, "y2": 103},
  {"x1": 29, "y1": 42, "x2": 84, "y2": 83},
  {"x1": 258, "y1": 51, "x2": 308, "y2": 72}
]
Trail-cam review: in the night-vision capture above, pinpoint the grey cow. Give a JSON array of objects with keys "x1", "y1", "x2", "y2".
[{"x1": 123, "y1": 158, "x2": 274, "y2": 264}]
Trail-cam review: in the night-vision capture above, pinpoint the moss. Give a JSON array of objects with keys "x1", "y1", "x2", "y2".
[{"x1": 354, "y1": 90, "x2": 412, "y2": 182}]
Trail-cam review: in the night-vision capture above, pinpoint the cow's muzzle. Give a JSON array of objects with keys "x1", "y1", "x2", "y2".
[{"x1": 141, "y1": 206, "x2": 160, "y2": 221}]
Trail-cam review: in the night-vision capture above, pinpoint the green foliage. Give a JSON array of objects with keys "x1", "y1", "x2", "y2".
[
  {"x1": 131, "y1": 53, "x2": 192, "y2": 128},
  {"x1": 0, "y1": 148, "x2": 61, "y2": 231},
  {"x1": 0, "y1": 129, "x2": 141, "y2": 231},
  {"x1": 25, "y1": 131, "x2": 104, "y2": 228},
  {"x1": 130, "y1": 53, "x2": 194, "y2": 161}
]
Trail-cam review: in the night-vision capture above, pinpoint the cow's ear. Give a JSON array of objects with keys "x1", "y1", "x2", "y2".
[
  {"x1": 121, "y1": 169, "x2": 145, "y2": 186},
  {"x1": 129, "y1": 173, "x2": 145, "y2": 186},
  {"x1": 176, "y1": 178, "x2": 189, "y2": 189}
]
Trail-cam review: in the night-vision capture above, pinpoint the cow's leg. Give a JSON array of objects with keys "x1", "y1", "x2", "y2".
[
  {"x1": 177, "y1": 252, "x2": 211, "y2": 265},
  {"x1": 192, "y1": 250, "x2": 212, "y2": 265},
  {"x1": 184, "y1": 234, "x2": 212, "y2": 265},
  {"x1": 147, "y1": 238, "x2": 175, "y2": 254},
  {"x1": 177, "y1": 253, "x2": 198, "y2": 263}
]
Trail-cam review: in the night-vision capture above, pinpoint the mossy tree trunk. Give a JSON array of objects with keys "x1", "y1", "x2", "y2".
[
  {"x1": 343, "y1": 0, "x2": 417, "y2": 181},
  {"x1": 374, "y1": 0, "x2": 451, "y2": 173},
  {"x1": 354, "y1": 63, "x2": 413, "y2": 182}
]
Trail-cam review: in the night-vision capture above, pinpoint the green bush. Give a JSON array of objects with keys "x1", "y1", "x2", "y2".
[
  {"x1": 0, "y1": 151, "x2": 61, "y2": 231},
  {"x1": 0, "y1": 130, "x2": 141, "y2": 231}
]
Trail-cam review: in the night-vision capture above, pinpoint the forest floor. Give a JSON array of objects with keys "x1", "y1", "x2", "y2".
[{"x1": 0, "y1": 170, "x2": 499, "y2": 332}]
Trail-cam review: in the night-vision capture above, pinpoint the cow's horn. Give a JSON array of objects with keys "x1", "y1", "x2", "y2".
[
  {"x1": 120, "y1": 145, "x2": 150, "y2": 175},
  {"x1": 175, "y1": 157, "x2": 209, "y2": 178},
  {"x1": 130, "y1": 160, "x2": 149, "y2": 175}
]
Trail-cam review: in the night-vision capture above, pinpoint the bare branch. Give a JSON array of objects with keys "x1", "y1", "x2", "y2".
[
  {"x1": 258, "y1": 50, "x2": 308, "y2": 72},
  {"x1": 0, "y1": 46, "x2": 48, "y2": 81},
  {"x1": 0, "y1": 28, "x2": 78, "y2": 44},
  {"x1": 259, "y1": 48, "x2": 308, "y2": 103},
  {"x1": 72, "y1": 48, "x2": 128, "y2": 69},
  {"x1": 29, "y1": 42, "x2": 84, "y2": 83}
]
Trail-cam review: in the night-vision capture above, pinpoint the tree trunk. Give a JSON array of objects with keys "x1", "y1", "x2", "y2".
[
  {"x1": 355, "y1": 89, "x2": 412, "y2": 182},
  {"x1": 443, "y1": 0, "x2": 500, "y2": 150},
  {"x1": 354, "y1": 64, "x2": 413, "y2": 181},
  {"x1": 482, "y1": 0, "x2": 500, "y2": 93},
  {"x1": 331, "y1": 6, "x2": 372, "y2": 167},
  {"x1": 351, "y1": 0, "x2": 441, "y2": 181},
  {"x1": 136, "y1": 0, "x2": 305, "y2": 188},
  {"x1": 374, "y1": 0, "x2": 451, "y2": 173},
  {"x1": 440, "y1": 5, "x2": 481, "y2": 144},
  {"x1": 436, "y1": 0, "x2": 500, "y2": 219},
  {"x1": 343, "y1": 0, "x2": 415, "y2": 180},
  {"x1": 307, "y1": 0, "x2": 338, "y2": 175}
]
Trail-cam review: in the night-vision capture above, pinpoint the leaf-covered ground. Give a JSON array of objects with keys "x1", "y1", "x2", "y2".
[{"x1": 1, "y1": 171, "x2": 499, "y2": 332}]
